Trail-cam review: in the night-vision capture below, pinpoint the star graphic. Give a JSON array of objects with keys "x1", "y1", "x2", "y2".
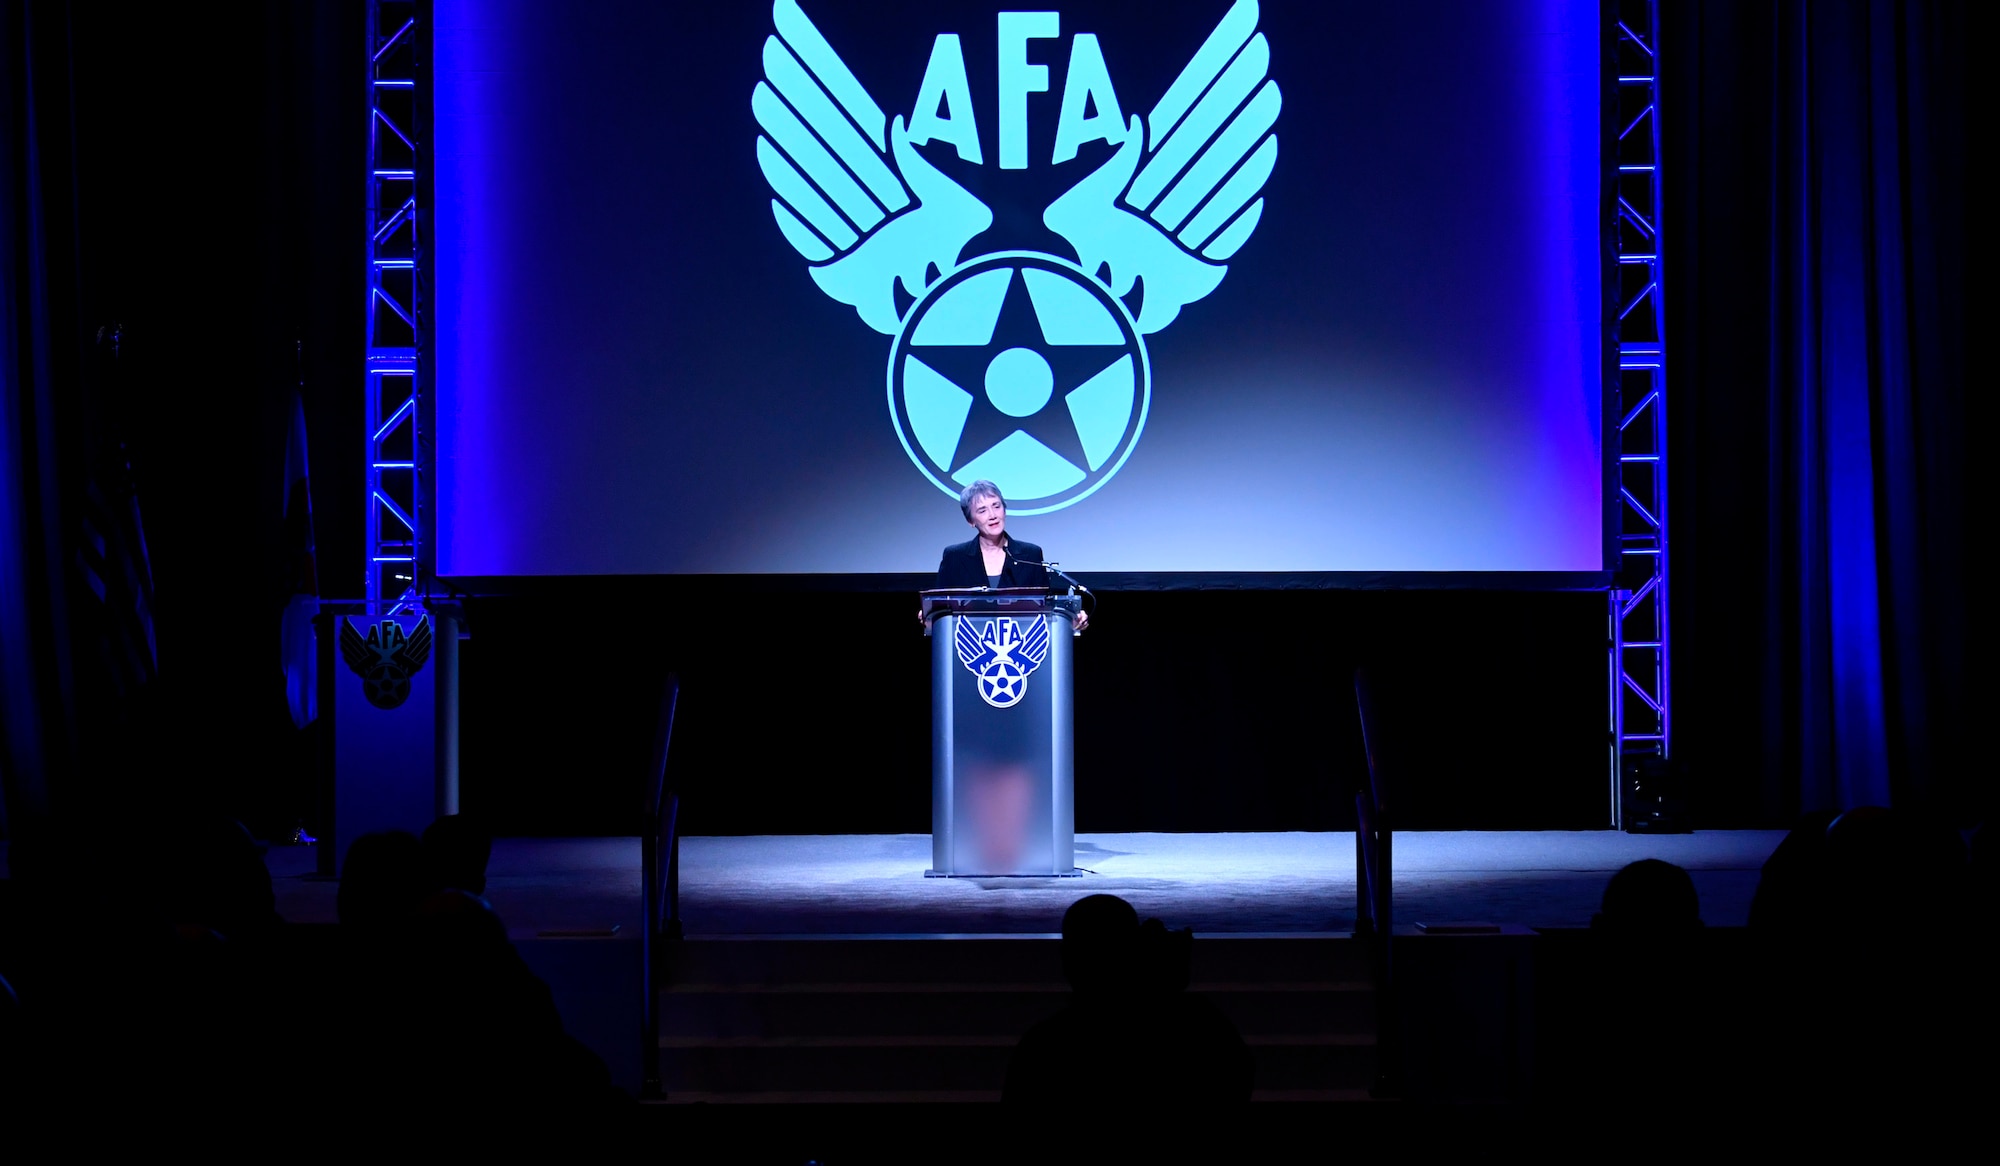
[
  {"x1": 908, "y1": 264, "x2": 1130, "y2": 478},
  {"x1": 982, "y1": 662, "x2": 1026, "y2": 702}
]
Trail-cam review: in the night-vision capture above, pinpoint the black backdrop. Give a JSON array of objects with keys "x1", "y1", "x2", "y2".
[
  {"x1": 3, "y1": 0, "x2": 1973, "y2": 842},
  {"x1": 454, "y1": 585, "x2": 1610, "y2": 836}
]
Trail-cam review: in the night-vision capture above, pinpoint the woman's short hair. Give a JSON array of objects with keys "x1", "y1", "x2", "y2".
[{"x1": 959, "y1": 480, "x2": 1004, "y2": 522}]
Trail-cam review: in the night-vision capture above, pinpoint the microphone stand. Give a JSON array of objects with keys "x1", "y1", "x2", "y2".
[{"x1": 1004, "y1": 545, "x2": 1095, "y2": 621}]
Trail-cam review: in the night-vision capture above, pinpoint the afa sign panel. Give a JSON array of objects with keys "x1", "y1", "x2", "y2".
[{"x1": 755, "y1": 0, "x2": 1278, "y2": 512}]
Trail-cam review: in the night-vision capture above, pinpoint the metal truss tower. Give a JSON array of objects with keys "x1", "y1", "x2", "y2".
[
  {"x1": 1611, "y1": 0, "x2": 1670, "y2": 825},
  {"x1": 366, "y1": 0, "x2": 420, "y2": 613}
]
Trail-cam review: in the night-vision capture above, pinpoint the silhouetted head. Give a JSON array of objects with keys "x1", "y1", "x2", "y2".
[
  {"x1": 410, "y1": 888, "x2": 511, "y2": 950},
  {"x1": 1594, "y1": 858, "x2": 1702, "y2": 933},
  {"x1": 1133, "y1": 916, "x2": 1195, "y2": 993},
  {"x1": 1061, "y1": 894, "x2": 1139, "y2": 993},
  {"x1": 337, "y1": 831, "x2": 429, "y2": 930},
  {"x1": 150, "y1": 814, "x2": 280, "y2": 940},
  {"x1": 1751, "y1": 807, "x2": 1969, "y2": 935},
  {"x1": 1, "y1": 820, "x2": 91, "y2": 892},
  {"x1": 1748, "y1": 809, "x2": 1842, "y2": 932},
  {"x1": 1825, "y1": 807, "x2": 1968, "y2": 927},
  {"x1": 422, "y1": 814, "x2": 493, "y2": 896}
]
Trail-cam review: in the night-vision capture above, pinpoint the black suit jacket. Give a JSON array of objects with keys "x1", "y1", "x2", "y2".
[{"x1": 934, "y1": 537, "x2": 1052, "y2": 590}]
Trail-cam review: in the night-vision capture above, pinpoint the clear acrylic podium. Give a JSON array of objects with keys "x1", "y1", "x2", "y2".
[{"x1": 921, "y1": 588, "x2": 1082, "y2": 877}]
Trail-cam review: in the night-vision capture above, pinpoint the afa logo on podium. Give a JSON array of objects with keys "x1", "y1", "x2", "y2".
[
  {"x1": 957, "y1": 616, "x2": 1052, "y2": 708},
  {"x1": 752, "y1": 0, "x2": 1280, "y2": 513}
]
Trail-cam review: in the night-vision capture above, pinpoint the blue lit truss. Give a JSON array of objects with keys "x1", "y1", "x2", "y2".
[
  {"x1": 367, "y1": 1, "x2": 419, "y2": 614},
  {"x1": 1611, "y1": 0, "x2": 1669, "y2": 823}
]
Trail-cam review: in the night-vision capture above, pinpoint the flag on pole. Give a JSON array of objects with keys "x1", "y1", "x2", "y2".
[
  {"x1": 281, "y1": 389, "x2": 319, "y2": 727},
  {"x1": 77, "y1": 325, "x2": 158, "y2": 698}
]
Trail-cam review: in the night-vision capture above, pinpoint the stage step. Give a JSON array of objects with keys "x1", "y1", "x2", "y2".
[
  {"x1": 654, "y1": 1088, "x2": 1376, "y2": 1104},
  {"x1": 661, "y1": 982, "x2": 1374, "y2": 1040},
  {"x1": 659, "y1": 934, "x2": 1376, "y2": 1102}
]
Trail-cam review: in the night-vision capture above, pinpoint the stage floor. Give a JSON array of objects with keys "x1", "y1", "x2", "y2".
[
  {"x1": 264, "y1": 830, "x2": 1784, "y2": 936},
  {"x1": 673, "y1": 831, "x2": 1783, "y2": 934}
]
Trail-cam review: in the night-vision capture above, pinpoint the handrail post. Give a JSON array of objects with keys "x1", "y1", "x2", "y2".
[
  {"x1": 1360, "y1": 792, "x2": 1376, "y2": 940},
  {"x1": 640, "y1": 674, "x2": 681, "y2": 1101},
  {"x1": 640, "y1": 828, "x2": 661, "y2": 1099},
  {"x1": 663, "y1": 793, "x2": 682, "y2": 942},
  {"x1": 1354, "y1": 667, "x2": 1397, "y2": 1098}
]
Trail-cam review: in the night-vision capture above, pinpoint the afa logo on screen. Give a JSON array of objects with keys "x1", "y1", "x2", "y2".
[
  {"x1": 957, "y1": 616, "x2": 1052, "y2": 708},
  {"x1": 752, "y1": 0, "x2": 1279, "y2": 513}
]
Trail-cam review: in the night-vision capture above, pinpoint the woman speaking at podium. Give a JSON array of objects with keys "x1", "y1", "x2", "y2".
[{"x1": 933, "y1": 480, "x2": 1088, "y2": 631}]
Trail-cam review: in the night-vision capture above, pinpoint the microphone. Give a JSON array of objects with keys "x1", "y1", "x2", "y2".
[
  {"x1": 1005, "y1": 543, "x2": 1095, "y2": 608},
  {"x1": 1001, "y1": 542, "x2": 1058, "y2": 577}
]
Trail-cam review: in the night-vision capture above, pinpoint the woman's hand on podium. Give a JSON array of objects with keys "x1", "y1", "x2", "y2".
[{"x1": 1073, "y1": 609, "x2": 1089, "y2": 633}]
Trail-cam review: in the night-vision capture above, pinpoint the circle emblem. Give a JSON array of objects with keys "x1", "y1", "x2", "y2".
[
  {"x1": 889, "y1": 251, "x2": 1150, "y2": 515},
  {"x1": 979, "y1": 661, "x2": 1028, "y2": 707}
]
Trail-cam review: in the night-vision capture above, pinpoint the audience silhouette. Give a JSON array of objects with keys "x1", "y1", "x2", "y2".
[
  {"x1": 1745, "y1": 809, "x2": 1843, "y2": 934},
  {"x1": 331, "y1": 829, "x2": 619, "y2": 1112},
  {"x1": 1, "y1": 814, "x2": 186, "y2": 1115},
  {"x1": 147, "y1": 812, "x2": 284, "y2": 944},
  {"x1": 0, "y1": 812, "x2": 619, "y2": 1124},
  {"x1": 1745, "y1": 807, "x2": 1977, "y2": 1120},
  {"x1": 1540, "y1": 859, "x2": 1719, "y2": 1112},
  {"x1": 335, "y1": 828, "x2": 432, "y2": 931},
  {"x1": 3, "y1": 800, "x2": 1987, "y2": 1128},
  {"x1": 1004, "y1": 894, "x2": 1252, "y2": 1107},
  {"x1": 1592, "y1": 857, "x2": 1704, "y2": 934},
  {"x1": 422, "y1": 813, "x2": 495, "y2": 899}
]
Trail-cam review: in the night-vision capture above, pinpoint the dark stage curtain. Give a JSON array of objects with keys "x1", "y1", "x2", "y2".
[
  {"x1": 2, "y1": 0, "x2": 159, "y2": 838},
  {"x1": 1661, "y1": 0, "x2": 1970, "y2": 821},
  {"x1": 4, "y1": 2, "x2": 366, "y2": 842},
  {"x1": 3, "y1": 0, "x2": 82, "y2": 834}
]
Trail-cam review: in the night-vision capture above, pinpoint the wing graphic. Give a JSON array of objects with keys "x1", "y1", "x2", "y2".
[
  {"x1": 339, "y1": 619, "x2": 372, "y2": 676},
  {"x1": 1043, "y1": 0, "x2": 1278, "y2": 334},
  {"x1": 755, "y1": 0, "x2": 992, "y2": 333},
  {"x1": 1017, "y1": 617, "x2": 1051, "y2": 673},
  {"x1": 395, "y1": 618, "x2": 434, "y2": 675},
  {"x1": 956, "y1": 617, "x2": 996, "y2": 672}
]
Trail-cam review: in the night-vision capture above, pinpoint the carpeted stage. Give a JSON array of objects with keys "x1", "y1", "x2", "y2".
[{"x1": 268, "y1": 830, "x2": 1784, "y2": 936}]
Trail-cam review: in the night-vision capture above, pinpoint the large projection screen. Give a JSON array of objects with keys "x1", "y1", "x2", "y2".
[{"x1": 433, "y1": 0, "x2": 1610, "y2": 584}]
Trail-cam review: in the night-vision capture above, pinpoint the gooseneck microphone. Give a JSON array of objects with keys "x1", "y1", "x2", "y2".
[{"x1": 1005, "y1": 543, "x2": 1096, "y2": 611}]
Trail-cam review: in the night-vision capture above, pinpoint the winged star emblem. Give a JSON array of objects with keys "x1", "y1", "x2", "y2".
[
  {"x1": 754, "y1": 0, "x2": 1278, "y2": 513},
  {"x1": 339, "y1": 616, "x2": 434, "y2": 710},
  {"x1": 957, "y1": 616, "x2": 1052, "y2": 708}
]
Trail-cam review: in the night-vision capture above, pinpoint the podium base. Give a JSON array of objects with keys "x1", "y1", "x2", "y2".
[{"x1": 924, "y1": 869, "x2": 1084, "y2": 878}]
